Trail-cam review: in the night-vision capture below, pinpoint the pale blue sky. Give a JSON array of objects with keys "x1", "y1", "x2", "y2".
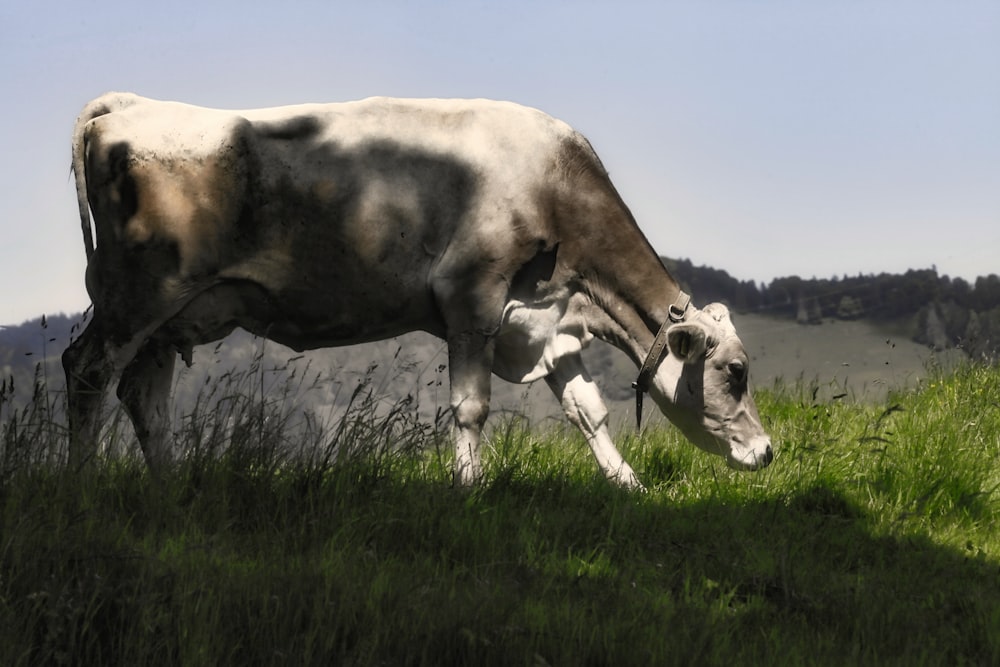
[{"x1": 1, "y1": 0, "x2": 998, "y2": 325}]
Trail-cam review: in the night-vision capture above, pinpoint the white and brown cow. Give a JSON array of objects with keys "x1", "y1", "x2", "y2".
[{"x1": 64, "y1": 92, "x2": 773, "y2": 487}]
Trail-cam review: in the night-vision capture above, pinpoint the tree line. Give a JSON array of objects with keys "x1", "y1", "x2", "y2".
[
  {"x1": 2, "y1": 260, "x2": 999, "y2": 408},
  {"x1": 664, "y1": 257, "x2": 1000, "y2": 360}
]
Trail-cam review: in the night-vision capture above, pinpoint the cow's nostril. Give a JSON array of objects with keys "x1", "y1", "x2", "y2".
[{"x1": 763, "y1": 444, "x2": 774, "y2": 465}]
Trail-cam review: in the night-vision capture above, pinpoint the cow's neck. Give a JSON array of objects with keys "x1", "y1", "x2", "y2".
[{"x1": 575, "y1": 233, "x2": 686, "y2": 369}]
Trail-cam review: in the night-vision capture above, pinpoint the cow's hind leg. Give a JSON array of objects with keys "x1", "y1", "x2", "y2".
[
  {"x1": 63, "y1": 321, "x2": 115, "y2": 467},
  {"x1": 117, "y1": 342, "x2": 177, "y2": 472},
  {"x1": 545, "y1": 353, "x2": 643, "y2": 490}
]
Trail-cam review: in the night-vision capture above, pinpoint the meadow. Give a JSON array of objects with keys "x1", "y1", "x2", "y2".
[{"x1": 0, "y1": 356, "x2": 998, "y2": 666}]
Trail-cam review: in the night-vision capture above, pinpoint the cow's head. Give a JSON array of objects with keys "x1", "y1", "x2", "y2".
[{"x1": 650, "y1": 303, "x2": 773, "y2": 470}]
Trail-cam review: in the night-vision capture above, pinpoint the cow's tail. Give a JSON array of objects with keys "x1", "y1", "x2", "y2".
[{"x1": 71, "y1": 92, "x2": 142, "y2": 261}]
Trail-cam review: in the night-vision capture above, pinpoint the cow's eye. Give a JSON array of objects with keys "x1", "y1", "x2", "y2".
[{"x1": 727, "y1": 360, "x2": 747, "y2": 385}]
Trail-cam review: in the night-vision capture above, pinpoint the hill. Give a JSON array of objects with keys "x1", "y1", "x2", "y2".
[
  {"x1": 664, "y1": 258, "x2": 1000, "y2": 359},
  {"x1": 3, "y1": 358, "x2": 998, "y2": 665},
  {"x1": 0, "y1": 259, "x2": 993, "y2": 428}
]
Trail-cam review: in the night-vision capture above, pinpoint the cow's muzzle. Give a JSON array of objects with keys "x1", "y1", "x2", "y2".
[{"x1": 727, "y1": 436, "x2": 774, "y2": 471}]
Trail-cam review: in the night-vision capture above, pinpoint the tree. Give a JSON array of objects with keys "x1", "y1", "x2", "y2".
[
  {"x1": 836, "y1": 295, "x2": 864, "y2": 320},
  {"x1": 797, "y1": 295, "x2": 822, "y2": 325}
]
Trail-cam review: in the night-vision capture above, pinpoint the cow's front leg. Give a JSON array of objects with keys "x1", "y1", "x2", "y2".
[
  {"x1": 545, "y1": 353, "x2": 643, "y2": 490},
  {"x1": 117, "y1": 343, "x2": 177, "y2": 472},
  {"x1": 446, "y1": 330, "x2": 495, "y2": 486}
]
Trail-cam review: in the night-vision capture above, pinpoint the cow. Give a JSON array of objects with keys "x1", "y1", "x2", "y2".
[{"x1": 63, "y1": 92, "x2": 773, "y2": 488}]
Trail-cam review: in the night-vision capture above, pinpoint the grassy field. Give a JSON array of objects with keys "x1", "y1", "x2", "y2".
[{"x1": 1, "y1": 360, "x2": 998, "y2": 666}]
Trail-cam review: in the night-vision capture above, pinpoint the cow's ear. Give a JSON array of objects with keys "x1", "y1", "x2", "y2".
[{"x1": 668, "y1": 322, "x2": 709, "y2": 363}]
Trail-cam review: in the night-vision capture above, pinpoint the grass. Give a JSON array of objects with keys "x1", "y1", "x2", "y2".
[{"x1": 1, "y1": 360, "x2": 998, "y2": 666}]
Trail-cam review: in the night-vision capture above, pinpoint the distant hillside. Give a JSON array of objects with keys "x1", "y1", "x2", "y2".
[
  {"x1": 0, "y1": 313, "x2": 77, "y2": 411},
  {"x1": 665, "y1": 258, "x2": 1000, "y2": 360},
  {"x1": 1, "y1": 259, "x2": 996, "y2": 420}
]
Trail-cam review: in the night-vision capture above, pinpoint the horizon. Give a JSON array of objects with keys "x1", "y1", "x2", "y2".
[
  {"x1": 2, "y1": 1, "x2": 997, "y2": 324},
  {"x1": 3, "y1": 259, "x2": 995, "y2": 328}
]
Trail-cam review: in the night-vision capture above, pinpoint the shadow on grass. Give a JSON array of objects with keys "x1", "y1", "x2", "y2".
[
  {"x1": 3, "y1": 355, "x2": 998, "y2": 665},
  {"x1": 358, "y1": 478, "x2": 1000, "y2": 666},
  {"x1": 4, "y1": 460, "x2": 997, "y2": 667}
]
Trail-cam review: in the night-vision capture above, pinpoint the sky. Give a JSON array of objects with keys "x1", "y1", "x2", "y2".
[{"x1": 1, "y1": 0, "x2": 997, "y2": 325}]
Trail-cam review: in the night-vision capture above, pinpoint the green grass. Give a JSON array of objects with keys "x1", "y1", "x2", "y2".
[{"x1": 1, "y1": 362, "x2": 998, "y2": 666}]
